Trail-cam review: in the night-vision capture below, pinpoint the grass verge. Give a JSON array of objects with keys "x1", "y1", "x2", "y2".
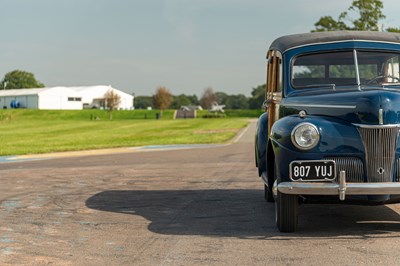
[{"x1": 0, "y1": 110, "x2": 249, "y2": 156}]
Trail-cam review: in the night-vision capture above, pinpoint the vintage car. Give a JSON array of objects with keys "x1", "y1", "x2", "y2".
[{"x1": 255, "y1": 31, "x2": 400, "y2": 232}]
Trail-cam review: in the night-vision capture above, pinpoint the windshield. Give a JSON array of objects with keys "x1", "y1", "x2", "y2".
[{"x1": 292, "y1": 50, "x2": 400, "y2": 88}]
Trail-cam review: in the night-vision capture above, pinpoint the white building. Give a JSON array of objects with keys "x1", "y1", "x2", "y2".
[
  {"x1": 0, "y1": 85, "x2": 134, "y2": 110},
  {"x1": 69, "y1": 85, "x2": 134, "y2": 110}
]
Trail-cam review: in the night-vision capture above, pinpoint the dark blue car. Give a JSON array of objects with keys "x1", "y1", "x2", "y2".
[{"x1": 255, "y1": 31, "x2": 400, "y2": 232}]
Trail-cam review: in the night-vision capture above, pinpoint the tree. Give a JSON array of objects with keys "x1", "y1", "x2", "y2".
[
  {"x1": 313, "y1": 0, "x2": 400, "y2": 32},
  {"x1": 170, "y1": 94, "x2": 192, "y2": 109},
  {"x1": 225, "y1": 94, "x2": 249, "y2": 109},
  {"x1": 350, "y1": 0, "x2": 385, "y2": 31},
  {"x1": 186, "y1": 94, "x2": 199, "y2": 105},
  {"x1": 153, "y1": 86, "x2": 173, "y2": 113},
  {"x1": 215, "y1": 92, "x2": 228, "y2": 105},
  {"x1": 1, "y1": 70, "x2": 45, "y2": 89},
  {"x1": 104, "y1": 89, "x2": 121, "y2": 120},
  {"x1": 104, "y1": 89, "x2": 121, "y2": 111},
  {"x1": 134, "y1": 96, "x2": 153, "y2": 109},
  {"x1": 200, "y1": 87, "x2": 219, "y2": 110},
  {"x1": 248, "y1": 84, "x2": 265, "y2": 109},
  {"x1": 386, "y1": 27, "x2": 400, "y2": 33},
  {"x1": 216, "y1": 92, "x2": 249, "y2": 109},
  {"x1": 313, "y1": 15, "x2": 349, "y2": 32}
]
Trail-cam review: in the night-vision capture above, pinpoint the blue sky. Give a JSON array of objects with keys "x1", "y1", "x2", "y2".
[{"x1": 1, "y1": 0, "x2": 400, "y2": 96}]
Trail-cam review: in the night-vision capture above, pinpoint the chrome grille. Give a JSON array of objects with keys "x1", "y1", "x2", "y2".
[
  {"x1": 325, "y1": 157, "x2": 364, "y2": 182},
  {"x1": 358, "y1": 126, "x2": 399, "y2": 182}
]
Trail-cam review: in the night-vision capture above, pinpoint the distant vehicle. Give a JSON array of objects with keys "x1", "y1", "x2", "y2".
[
  {"x1": 255, "y1": 31, "x2": 400, "y2": 232},
  {"x1": 209, "y1": 101, "x2": 225, "y2": 112}
]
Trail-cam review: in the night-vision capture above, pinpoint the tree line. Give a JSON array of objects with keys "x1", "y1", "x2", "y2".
[
  {"x1": 0, "y1": 70, "x2": 266, "y2": 110},
  {"x1": 135, "y1": 85, "x2": 265, "y2": 110}
]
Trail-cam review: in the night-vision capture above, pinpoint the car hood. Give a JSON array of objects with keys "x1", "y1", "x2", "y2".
[{"x1": 281, "y1": 88, "x2": 400, "y2": 125}]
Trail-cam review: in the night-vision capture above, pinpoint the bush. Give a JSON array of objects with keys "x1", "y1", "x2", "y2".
[{"x1": 201, "y1": 112, "x2": 226, "y2": 118}]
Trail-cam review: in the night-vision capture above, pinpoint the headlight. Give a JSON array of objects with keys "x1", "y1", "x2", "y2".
[{"x1": 291, "y1": 123, "x2": 320, "y2": 150}]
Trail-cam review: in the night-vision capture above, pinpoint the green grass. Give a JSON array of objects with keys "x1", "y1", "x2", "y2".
[
  {"x1": 0, "y1": 109, "x2": 176, "y2": 121},
  {"x1": 0, "y1": 110, "x2": 249, "y2": 156}
]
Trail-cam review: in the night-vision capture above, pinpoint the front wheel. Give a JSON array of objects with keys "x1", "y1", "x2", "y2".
[{"x1": 275, "y1": 190, "x2": 298, "y2": 232}]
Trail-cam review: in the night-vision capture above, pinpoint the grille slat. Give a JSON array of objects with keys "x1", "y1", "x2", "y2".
[
  {"x1": 358, "y1": 126, "x2": 399, "y2": 182},
  {"x1": 325, "y1": 157, "x2": 364, "y2": 182}
]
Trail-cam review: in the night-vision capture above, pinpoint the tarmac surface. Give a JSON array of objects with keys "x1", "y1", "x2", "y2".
[{"x1": 1, "y1": 121, "x2": 400, "y2": 265}]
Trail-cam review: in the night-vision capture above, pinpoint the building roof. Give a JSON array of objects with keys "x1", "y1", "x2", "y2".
[
  {"x1": 0, "y1": 86, "x2": 133, "y2": 99},
  {"x1": 0, "y1": 87, "x2": 85, "y2": 97},
  {"x1": 69, "y1": 85, "x2": 134, "y2": 98},
  {"x1": 0, "y1": 88, "x2": 47, "y2": 97},
  {"x1": 269, "y1": 31, "x2": 400, "y2": 53}
]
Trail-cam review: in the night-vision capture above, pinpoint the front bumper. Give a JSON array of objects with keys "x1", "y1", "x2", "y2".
[{"x1": 273, "y1": 171, "x2": 400, "y2": 201}]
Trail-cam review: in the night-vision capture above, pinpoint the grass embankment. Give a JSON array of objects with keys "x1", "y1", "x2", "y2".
[{"x1": 0, "y1": 109, "x2": 251, "y2": 156}]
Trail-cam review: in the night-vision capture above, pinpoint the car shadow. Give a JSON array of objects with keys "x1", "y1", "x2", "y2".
[{"x1": 85, "y1": 189, "x2": 400, "y2": 238}]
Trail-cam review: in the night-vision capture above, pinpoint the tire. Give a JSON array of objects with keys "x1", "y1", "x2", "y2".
[
  {"x1": 264, "y1": 184, "x2": 274, "y2": 203},
  {"x1": 275, "y1": 189, "x2": 299, "y2": 232}
]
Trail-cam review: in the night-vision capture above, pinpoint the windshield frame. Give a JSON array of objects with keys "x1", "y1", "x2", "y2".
[{"x1": 290, "y1": 48, "x2": 400, "y2": 90}]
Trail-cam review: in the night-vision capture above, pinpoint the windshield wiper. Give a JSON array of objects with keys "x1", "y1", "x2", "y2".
[{"x1": 301, "y1": 84, "x2": 336, "y2": 90}]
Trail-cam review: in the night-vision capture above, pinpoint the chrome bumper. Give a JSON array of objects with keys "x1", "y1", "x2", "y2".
[{"x1": 274, "y1": 171, "x2": 400, "y2": 201}]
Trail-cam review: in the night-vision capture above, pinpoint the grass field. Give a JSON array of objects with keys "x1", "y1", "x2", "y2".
[{"x1": 0, "y1": 109, "x2": 252, "y2": 156}]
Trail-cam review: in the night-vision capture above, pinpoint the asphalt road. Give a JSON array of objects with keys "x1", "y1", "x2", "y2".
[{"x1": 1, "y1": 121, "x2": 400, "y2": 265}]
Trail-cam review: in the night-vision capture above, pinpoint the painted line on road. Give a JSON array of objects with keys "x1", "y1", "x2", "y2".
[
  {"x1": 136, "y1": 144, "x2": 225, "y2": 150},
  {"x1": 0, "y1": 156, "x2": 45, "y2": 163},
  {"x1": 231, "y1": 124, "x2": 250, "y2": 143}
]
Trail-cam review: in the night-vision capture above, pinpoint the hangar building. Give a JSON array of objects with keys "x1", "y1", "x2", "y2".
[{"x1": 0, "y1": 85, "x2": 134, "y2": 110}]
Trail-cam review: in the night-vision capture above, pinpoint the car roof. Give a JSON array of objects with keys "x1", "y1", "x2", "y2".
[{"x1": 269, "y1": 31, "x2": 400, "y2": 53}]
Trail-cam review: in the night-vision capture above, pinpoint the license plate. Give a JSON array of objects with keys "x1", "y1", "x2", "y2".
[{"x1": 290, "y1": 160, "x2": 336, "y2": 181}]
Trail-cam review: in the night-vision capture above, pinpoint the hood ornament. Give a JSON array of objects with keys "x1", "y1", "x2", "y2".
[{"x1": 379, "y1": 109, "x2": 383, "y2": 125}]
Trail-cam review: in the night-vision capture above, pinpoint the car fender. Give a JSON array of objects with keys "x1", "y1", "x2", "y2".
[
  {"x1": 270, "y1": 115, "x2": 365, "y2": 182},
  {"x1": 255, "y1": 112, "x2": 269, "y2": 176}
]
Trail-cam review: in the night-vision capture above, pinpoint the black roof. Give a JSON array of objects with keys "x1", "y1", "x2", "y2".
[{"x1": 269, "y1": 31, "x2": 400, "y2": 52}]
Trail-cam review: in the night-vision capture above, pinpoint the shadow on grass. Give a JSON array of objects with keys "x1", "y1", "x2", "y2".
[{"x1": 86, "y1": 189, "x2": 400, "y2": 239}]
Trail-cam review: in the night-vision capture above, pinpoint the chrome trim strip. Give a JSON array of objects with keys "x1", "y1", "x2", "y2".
[
  {"x1": 379, "y1": 109, "x2": 384, "y2": 125},
  {"x1": 283, "y1": 39, "x2": 400, "y2": 53},
  {"x1": 277, "y1": 181, "x2": 400, "y2": 195},
  {"x1": 353, "y1": 124, "x2": 400, "y2": 128},
  {"x1": 397, "y1": 158, "x2": 400, "y2": 182},
  {"x1": 353, "y1": 49, "x2": 361, "y2": 89},
  {"x1": 283, "y1": 103, "x2": 356, "y2": 109}
]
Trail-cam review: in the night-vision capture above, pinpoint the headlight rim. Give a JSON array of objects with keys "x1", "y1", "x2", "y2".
[{"x1": 291, "y1": 122, "x2": 320, "y2": 151}]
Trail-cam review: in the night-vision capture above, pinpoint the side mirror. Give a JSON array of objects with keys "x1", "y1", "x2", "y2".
[{"x1": 262, "y1": 99, "x2": 272, "y2": 110}]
